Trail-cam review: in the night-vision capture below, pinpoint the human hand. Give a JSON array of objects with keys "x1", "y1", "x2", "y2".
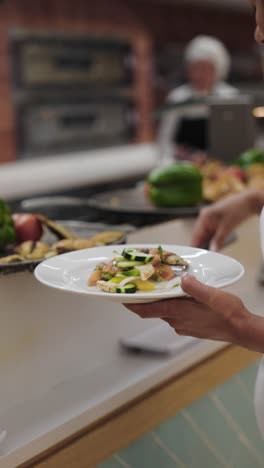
[
  {"x1": 124, "y1": 275, "x2": 254, "y2": 348},
  {"x1": 192, "y1": 189, "x2": 261, "y2": 251}
]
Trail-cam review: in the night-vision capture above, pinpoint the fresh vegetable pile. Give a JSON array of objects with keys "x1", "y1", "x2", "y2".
[
  {"x1": 145, "y1": 147, "x2": 264, "y2": 206},
  {"x1": 88, "y1": 246, "x2": 189, "y2": 294}
]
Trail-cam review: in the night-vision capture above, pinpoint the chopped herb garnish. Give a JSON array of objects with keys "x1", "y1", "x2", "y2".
[
  {"x1": 102, "y1": 272, "x2": 114, "y2": 280},
  {"x1": 158, "y1": 245, "x2": 164, "y2": 265}
]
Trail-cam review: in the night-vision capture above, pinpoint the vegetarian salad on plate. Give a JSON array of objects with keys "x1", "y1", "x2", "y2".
[
  {"x1": 88, "y1": 246, "x2": 189, "y2": 294},
  {"x1": 34, "y1": 243, "x2": 244, "y2": 304}
]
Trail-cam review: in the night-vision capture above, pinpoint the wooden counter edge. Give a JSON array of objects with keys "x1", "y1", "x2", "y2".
[{"x1": 21, "y1": 345, "x2": 261, "y2": 468}]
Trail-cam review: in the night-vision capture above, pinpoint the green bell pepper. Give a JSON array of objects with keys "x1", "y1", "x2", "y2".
[
  {"x1": 235, "y1": 148, "x2": 264, "y2": 169},
  {"x1": 148, "y1": 163, "x2": 202, "y2": 186},
  {"x1": 0, "y1": 198, "x2": 16, "y2": 249},
  {"x1": 149, "y1": 184, "x2": 202, "y2": 207},
  {"x1": 147, "y1": 163, "x2": 203, "y2": 207}
]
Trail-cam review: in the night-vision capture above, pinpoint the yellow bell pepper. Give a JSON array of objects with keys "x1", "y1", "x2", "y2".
[
  {"x1": 109, "y1": 276, "x2": 126, "y2": 284},
  {"x1": 132, "y1": 279, "x2": 155, "y2": 292}
]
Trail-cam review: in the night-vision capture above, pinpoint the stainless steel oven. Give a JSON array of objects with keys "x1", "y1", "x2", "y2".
[{"x1": 10, "y1": 30, "x2": 135, "y2": 157}]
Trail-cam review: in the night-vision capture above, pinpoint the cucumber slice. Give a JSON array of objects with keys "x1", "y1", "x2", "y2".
[
  {"x1": 113, "y1": 255, "x2": 126, "y2": 262},
  {"x1": 116, "y1": 283, "x2": 137, "y2": 294},
  {"x1": 116, "y1": 260, "x2": 144, "y2": 268},
  {"x1": 122, "y1": 249, "x2": 154, "y2": 263}
]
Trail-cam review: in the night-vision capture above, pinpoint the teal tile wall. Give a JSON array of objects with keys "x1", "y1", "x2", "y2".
[{"x1": 97, "y1": 360, "x2": 264, "y2": 468}]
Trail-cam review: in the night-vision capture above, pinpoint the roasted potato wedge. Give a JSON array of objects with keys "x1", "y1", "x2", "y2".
[
  {"x1": 53, "y1": 238, "x2": 97, "y2": 254},
  {"x1": 92, "y1": 231, "x2": 124, "y2": 245}
]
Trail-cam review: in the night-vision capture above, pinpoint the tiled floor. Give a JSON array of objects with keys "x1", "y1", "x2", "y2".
[{"x1": 97, "y1": 360, "x2": 264, "y2": 468}]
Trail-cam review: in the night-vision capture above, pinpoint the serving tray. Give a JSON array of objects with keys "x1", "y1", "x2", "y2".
[{"x1": 0, "y1": 220, "x2": 127, "y2": 275}]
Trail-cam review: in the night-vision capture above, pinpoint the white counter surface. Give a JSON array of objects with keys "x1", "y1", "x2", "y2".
[
  {"x1": 0, "y1": 217, "x2": 261, "y2": 468},
  {"x1": 0, "y1": 275, "x2": 225, "y2": 468},
  {"x1": 0, "y1": 143, "x2": 157, "y2": 201},
  {"x1": 0, "y1": 219, "x2": 223, "y2": 468}
]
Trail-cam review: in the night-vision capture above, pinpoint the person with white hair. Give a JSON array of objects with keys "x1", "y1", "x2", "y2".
[{"x1": 158, "y1": 35, "x2": 238, "y2": 164}]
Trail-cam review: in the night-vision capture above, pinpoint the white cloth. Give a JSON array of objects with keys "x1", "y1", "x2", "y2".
[
  {"x1": 157, "y1": 82, "x2": 238, "y2": 164},
  {"x1": 255, "y1": 208, "x2": 264, "y2": 438}
]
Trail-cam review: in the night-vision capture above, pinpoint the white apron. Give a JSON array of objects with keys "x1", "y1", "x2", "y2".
[{"x1": 254, "y1": 207, "x2": 264, "y2": 437}]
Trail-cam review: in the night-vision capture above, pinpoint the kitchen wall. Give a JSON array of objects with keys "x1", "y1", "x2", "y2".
[
  {"x1": 0, "y1": 0, "x2": 256, "y2": 163},
  {"x1": 132, "y1": 0, "x2": 255, "y2": 48}
]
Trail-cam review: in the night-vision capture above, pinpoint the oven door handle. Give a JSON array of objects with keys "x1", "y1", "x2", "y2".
[
  {"x1": 59, "y1": 113, "x2": 98, "y2": 128},
  {"x1": 55, "y1": 56, "x2": 94, "y2": 71}
]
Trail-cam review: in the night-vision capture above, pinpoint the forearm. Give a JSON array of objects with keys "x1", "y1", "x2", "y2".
[
  {"x1": 247, "y1": 188, "x2": 264, "y2": 216},
  {"x1": 239, "y1": 312, "x2": 264, "y2": 353}
]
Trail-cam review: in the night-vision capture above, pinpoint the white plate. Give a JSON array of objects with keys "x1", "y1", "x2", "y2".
[{"x1": 34, "y1": 244, "x2": 244, "y2": 304}]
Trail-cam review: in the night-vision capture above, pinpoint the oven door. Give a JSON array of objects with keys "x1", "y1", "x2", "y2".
[
  {"x1": 10, "y1": 31, "x2": 132, "y2": 88},
  {"x1": 17, "y1": 96, "x2": 136, "y2": 157}
]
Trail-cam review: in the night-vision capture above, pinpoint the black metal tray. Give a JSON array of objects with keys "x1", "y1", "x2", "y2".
[
  {"x1": 87, "y1": 183, "x2": 202, "y2": 217},
  {"x1": 0, "y1": 220, "x2": 128, "y2": 275}
]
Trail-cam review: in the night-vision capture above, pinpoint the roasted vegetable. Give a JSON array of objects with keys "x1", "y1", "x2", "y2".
[
  {"x1": 53, "y1": 238, "x2": 96, "y2": 254},
  {"x1": 26, "y1": 241, "x2": 51, "y2": 260},
  {"x1": 0, "y1": 254, "x2": 24, "y2": 264},
  {"x1": 92, "y1": 231, "x2": 124, "y2": 245},
  {"x1": 0, "y1": 205, "x2": 127, "y2": 266},
  {"x1": 36, "y1": 214, "x2": 74, "y2": 240},
  {"x1": 15, "y1": 240, "x2": 52, "y2": 260},
  {"x1": 14, "y1": 240, "x2": 36, "y2": 257},
  {"x1": 0, "y1": 199, "x2": 16, "y2": 249}
]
